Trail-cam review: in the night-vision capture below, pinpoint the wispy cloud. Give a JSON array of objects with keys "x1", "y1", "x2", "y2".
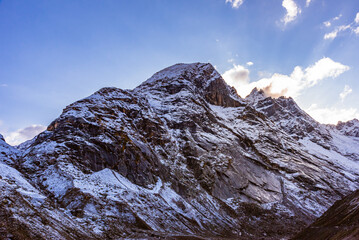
[
  {"x1": 339, "y1": 85, "x2": 353, "y2": 101},
  {"x1": 324, "y1": 12, "x2": 359, "y2": 40},
  {"x1": 323, "y1": 14, "x2": 342, "y2": 28},
  {"x1": 305, "y1": 0, "x2": 312, "y2": 7},
  {"x1": 225, "y1": 0, "x2": 244, "y2": 9},
  {"x1": 306, "y1": 104, "x2": 359, "y2": 124},
  {"x1": 246, "y1": 61, "x2": 254, "y2": 66},
  {"x1": 4, "y1": 124, "x2": 46, "y2": 146},
  {"x1": 324, "y1": 24, "x2": 351, "y2": 40},
  {"x1": 281, "y1": 0, "x2": 301, "y2": 25},
  {"x1": 333, "y1": 15, "x2": 342, "y2": 21},
  {"x1": 223, "y1": 57, "x2": 350, "y2": 99},
  {"x1": 323, "y1": 21, "x2": 331, "y2": 28}
]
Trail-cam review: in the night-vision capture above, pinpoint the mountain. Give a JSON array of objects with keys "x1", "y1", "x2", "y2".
[
  {"x1": 293, "y1": 190, "x2": 359, "y2": 240},
  {"x1": 0, "y1": 134, "x2": 20, "y2": 166},
  {"x1": 336, "y1": 119, "x2": 359, "y2": 138},
  {"x1": 1, "y1": 62, "x2": 359, "y2": 239}
]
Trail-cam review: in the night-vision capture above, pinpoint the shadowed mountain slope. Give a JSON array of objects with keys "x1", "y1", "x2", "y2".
[{"x1": 293, "y1": 190, "x2": 359, "y2": 240}]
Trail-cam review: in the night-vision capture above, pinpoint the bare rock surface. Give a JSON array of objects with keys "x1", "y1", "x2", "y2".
[{"x1": 293, "y1": 190, "x2": 359, "y2": 240}]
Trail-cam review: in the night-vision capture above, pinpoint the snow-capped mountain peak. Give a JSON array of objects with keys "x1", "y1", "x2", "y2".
[
  {"x1": 245, "y1": 87, "x2": 267, "y2": 103},
  {"x1": 136, "y1": 62, "x2": 245, "y2": 108},
  {"x1": 139, "y1": 62, "x2": 219, "y2": 87},
  {"x1": 336, "y1": 118, "x2": 359, "y2": 137}
]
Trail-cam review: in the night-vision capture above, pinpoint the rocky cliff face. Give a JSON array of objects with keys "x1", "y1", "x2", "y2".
[
  {"x1": 0, "y1": 134, "x2": 19, "y2": 166},
  {"x1": 1, "y1": 62, "x2": 359, "y2": 239},
  {"x1": 293, "y1": 190, "x2": 359, "y2": 240}
]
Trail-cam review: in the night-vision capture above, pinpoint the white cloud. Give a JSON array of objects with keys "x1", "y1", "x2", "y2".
[
  {"x1": 324, "y1": 24, "x2": 351, "y2": 40},
  {"x1": 306, "y1": 104, "x2": 359, "y2": 124},
  {"x1": 222, "y1": 58, "x2": 356, "y2": 124},
  {"x1": 323, "y1": 21, "x2": 331, "y2": 27},
  {"x1": 305, "y1": 0, "x2": 312, "y2": 7},
  {"x1": 323, "y1": 14, "x2": 342, "y2": 28},
  {"x1": 323, "y1": 13, "x2": 359, "y2": 39},
  {"x1": 227, "y1": 58, "x2": 235, "y2": 63},
  {"x1": 222, "y1": 64, "x2": 251, "y2": 97},
  {"x1": 304, "y1": 57, "x2": 349, "y2": 86},
  {"x1": 281, "y1": 0, "x2": 301, "y2": 25},
  {"x1": 4, "y1": 124, "x2": 46, "y2": 146},
  {"x1": 333, "y1": 15, "x2": 342, "y2": 21},
  {"x1": 324, "y1": 30, "x2": 338, "y2": 40},
  {"x1": 225, "y1": 0, "x2": 244, "y2": 9},
  {"x1": 223, "y1": 57, "x2": 350, "y2": 99},
  {"x1": 339, "y1": 85, "x2": 353, "y2": 101},
  {"x1": 246, "y1": 61, "x2": 254, "y2": 66},
  {"x1": 355, "y1": 12, "x2": 359, "y2": 24},
  {"x1": 222, "y1": 64, "x2": 249, "y2": 85}
]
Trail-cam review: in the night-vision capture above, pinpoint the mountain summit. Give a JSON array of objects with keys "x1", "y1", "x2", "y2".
[
  {"x1": 336, "y1": 118, "x2": 359, "y2": 137},
  {"x1": 136, "y1": 62, "x2": 244, "y2": 108},
  {"x1": 1, "y1": 63, "x2": 359, "y2": 239}
]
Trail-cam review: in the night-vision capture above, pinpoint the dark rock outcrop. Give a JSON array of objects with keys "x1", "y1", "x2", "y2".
[{"x1": 293, "y1": 190, "x2": 359, "y2": 240}]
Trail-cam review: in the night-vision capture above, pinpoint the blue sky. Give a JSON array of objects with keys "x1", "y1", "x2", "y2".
[{"x1": 0, "y1": 0, "x2": 358, "y2": 145}]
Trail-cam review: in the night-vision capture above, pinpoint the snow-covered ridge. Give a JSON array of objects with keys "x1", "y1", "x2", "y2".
[
  {"x1": 336, "y1": 118, "x2": 359, "y2": 137},
  {"x1": 0, "y1": 162, "x2": 46, "y2": 206},
  {"x1": 245, "y1": 87, "x2": 267, "y2": 103},
  {"x1": 140, "y1": 62, "x2": 219, "y2": 86}
]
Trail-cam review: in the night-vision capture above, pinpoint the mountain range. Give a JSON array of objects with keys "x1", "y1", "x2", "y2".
[{"x1": 1, "y1": 63, "x2": 359, "y2": 239}]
